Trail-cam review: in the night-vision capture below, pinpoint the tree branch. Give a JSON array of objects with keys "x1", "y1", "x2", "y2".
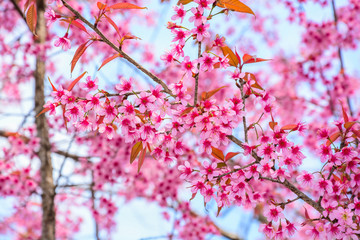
[
  {"x1": 194, "y1": 42, "x2": 201, "y2": 106},
  {"x1": 61, "y1": 0, "x2": 174, "y2": 96}
]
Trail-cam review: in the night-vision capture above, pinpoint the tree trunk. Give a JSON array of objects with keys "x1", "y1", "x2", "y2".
[{"x1": 34, "y1": 0, "x2": 56, "y2": 239}]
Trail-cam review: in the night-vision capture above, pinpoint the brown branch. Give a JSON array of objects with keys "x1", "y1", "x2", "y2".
[
  {"x1": 194, "y1": 42, "x2": 201, "y2": 106},
  {"x1": 331, "y1": 0, "x2": 353, "y2": 116},
  {"x1": 61, "y1": 0, "x2": 174, "y2": 97},
  {"x1": 91, "y1": 171, "x2": 100, "y2": 240},
  {"x1": 226, "y1": 135, "x2": 325, "y2": 214}
]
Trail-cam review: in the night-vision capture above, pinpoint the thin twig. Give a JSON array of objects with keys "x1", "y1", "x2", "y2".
[
  {"x1": 61, "y1": 0, "x2": 174, "y2": 96},
  {"x1": 194, "y1": 41, "x2": 201, "y2": 106}
]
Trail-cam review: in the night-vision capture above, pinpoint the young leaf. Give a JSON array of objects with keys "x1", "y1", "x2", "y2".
[
  {"x1": 341, "y1": 103, "x2": 349, "y2": 123},
  {"x1": 138, "y1": 148, "x2": 146, "y2": 173},
  {"x1": 221, "y1": 45, "x2": 239, "y2": 67},
  {"x1": 48, "y1": 77, "x2": 57, "y2": 91},
  {"x1": 70, "y1": 20, "x2": 90, "y2": 35},
  {"x1": 26, "y1": 3, "x2": 37, "y2": 35},
  {"x1": 211, "y1": 146, "x2": 224, "y2": 161},
  {"x1": 201, "y1": 86, "x2": 227, "y2": 101},
  {"x1": 177, "y1": 0, "x2": 193, "y2": 5},
  {"x1": 216, "y1": 206, "x2": 223, "y2": 217},
  {"x1": 36, "y1": 107, "x2": 51, "y2": 118},
  {"x1": 97, "y1": 2, "x2": 107, "y2": 10},
  {"x1": 71, "y1": 41, "x2": 91, "y2": 73},
  {"x1": 269, "y1": 121, "x2": 278, "y2": 130},
  {"x1": 217, "y1": 162, "x2": 227, "y2": 169},
  {"x1": 98, "y1": 53, "x2": 122, "y2": 71},
  {"x1": 180, "y1": 107, "x2": 194, "y2": 116},
  {"x1": 281, "y1": 124, "x2": 298, "y2": 131},
  {"x1": 344, "y1": 121, "x2": 356, "y2": 130},
  {"x1": 242, "y1": 54, "x2": 270, "y2": 64},
  {"x1": 67, "y1": 71, "x2": 87, "y2": 91},
  {"x1": 216, "y1": 0, "x2": 255, "y2": 16},
  {"x1": 108, "y1": 3, "x2": 147, "y2": 10},
  {"x1": 225, "y1": 152, "x2": 240, "y2": 161},
  {"x1": 352, "y1": 129, "x2": 360, "y2": 138},
  {"x1": 326, "y1": 132, "x2": 341, "y2": 146},
  {"x1": 104, "y1": 15, "x2": 121, "y2": 38},
  {"x1": 130, "y1": 141, "x2": 143, "y2": 164}
]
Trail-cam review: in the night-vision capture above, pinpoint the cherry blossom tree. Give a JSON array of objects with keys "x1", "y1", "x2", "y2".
[{"x1": 0, "y1": 0, "x2": 360, "y2": 239}]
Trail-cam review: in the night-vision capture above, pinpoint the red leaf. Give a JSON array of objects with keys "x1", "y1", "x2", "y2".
[
  {"x1": 180, "y1": 107, "x2": 194, "y2": 116},
  {"x1": 26, "y1": 3, "x2": 37, "y2": 35},
  {"x1": 281, "y1": 124, "x2": 298, "y2": 131},
  {"x1": 71, "y1": 41, "x2": 91, "y2": 73},
  {"x1": 225, "y1": 152, "x2": 240, "y2": 161},
  {"x1": 108, "y1": 3, "x2": 147, "y2": 10},
  {"x1": 36, "y1": 107, "x2": 50, "y2": 118},
  {"x1": 216, "y1": 206, "x2": 223, "y2": 217},
  {"x1": 221, "y1": 45, "x2": 239, "y2": 67},
  {"x1": 211, "y1": 146, "x2": 224, "y2": 161},
  {"x1": 98, "y1": 53, "x2": 122, "y2": 71},
  {"x1": 97, "y1": 2, "x2": 107, "y2": 10},
  {"x1": 201, "y1": 86, "x2": 227, "y2": 101},
  {"x1": 242, "y1": 54, "x2": 270, "y2": 64},
  {"x1": 67, "y1": 71, "x2": 87, "y2": 91},
  {"x1": 104, "y1": 14, "x2": 121, "y2": 38},
  {"x1": 352, "y1": 129, "x2": 360, "y2": 138},
  {"x1": 137, "y1": 148, "x2": 146, "y2": 173},
  {"x1": 216, "y1": 0, "x2": 255, "y2": 15},
  {"x1": 217, "y1": 162, "x2": 227, "y2": 168},
  {"x1": 177, "y1": 0, "x2": 193, "y2": 4},
  {"x1": 341, "y1": 103, "x2": 349, "y2": 123},
  {"x1": 48, "y1": 77, "x2": 57, "y2": 91},
  {"x1": 269, "y1": 121, "x2": 278, "y2": 130},
  {"x1": 326, "y1": 132, "x2": 341, "y2": 146},
  {"x1": 344, "y1": 121, "x2": 356, "y2": 130},
  {"x1": 130, "y1": 141, "x2": 143, "y2": 164},
  {"x1": 71, "y1": 20, "x2": 90, "y2": 35}
]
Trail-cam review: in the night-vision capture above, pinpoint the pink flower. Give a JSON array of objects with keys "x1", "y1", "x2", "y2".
[
  {"x1": 178, "y1": 161, "x2": 192, "y2": 179},
  {"x1": 172, "y1": 29, "x2": 188, "y2": 45},
  {"x1": 44, "y1": 8, "x2": 60, "y2": 27},
  {"x1": 296, "y1": 171, "x2": 313, "y2": 187},
  {"x1": 199, "y1": 52, "x2": 215, "y2": 71},
  {"x1": 98, "y1": 124, "x2": 115, "y2": 139},
  {"x1": 171, "y1": 4, "x2": 186, "y2": 23},
  {"x1": 54, "y1": 33, "x2": 71, "y2": 51},
  {"x1": 189, "y1": 7, "x2": 206, "y2": 26},
  {"x1": 181, "y1": 56, "x2": 198, "y2": 77},
  {"x1": 115, "y1": 77, "x2": 132, "y2": 94},
  {"x1": 80, "y1": 76, "x2": 98, "y2": 92},
  {"x1": 192, "y1": 23, "x2": 210, "y2": 42},
  {"x1": 264, "y1": 206, "x2": 284, "y2": 222}
]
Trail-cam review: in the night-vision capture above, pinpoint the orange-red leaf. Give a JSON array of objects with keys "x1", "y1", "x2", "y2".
[
  {"x1": 344, "y1": 121, "x2": 356, "y2": 130},
  {"x1": 201, "y1": 86, "x2": 227, "y2": 101},
  {"x1": 251, "y1": 82, "x2": 264, "y2": 90},
  {"x1": 242, "y1": 54, "x2": 270, "y2": 64},
  {"x1": 67, "y1": 71, "x2": 87, "y2": 91},
  {"x1": 138, "y1": 148, "x2": 146, "y2": 173},
  {"x1": 108, "y1": 3, "x2": 147, "y2": 10},
  {"x1": 221, "y1": 45, "x2": 239, "y2": 67},
  {"x1": 48, "y1": 77, "x2": 57, "y2": 91},
  {"x1": 97, "y1": 2, "x2": 107, "y2": 10},
  {"x1": 217, "y1": 162, "x2": 227, "y2": 168},
  {"x1": 216, "y1": 206, "x2": 223, "y2": 217},
  {"x1": 180, "y1": 107, "x2": 194, "y2": 116},
  {"x1": 130, "y1": 141, "x2": 143, "y2": 164},
  {"x1": 104, "y1": 14, "x2": 121, "y2": 38},
  {"x1": 225, "y1": 152, "x2": 240, "y2": 161},
  {"x1": 98, "y1": 53, "x2": 122, "y2": 71},
  {"x1": 216, "y1": 0, "x2": 255, "y2": 15},
  {"x1": 36, "y1": 107, "x2": 50, "y2": 118},
  {"x1": 177, "y1": 0, "x2": 193, "y2": 5},
  {"x1": 211, "y1": 146, "x2": 224, "y2": 161},
  {"x1": 281, "y1": 124, "x2": 298, "y2": 131},
  {"x1": 71, "y1": 20, "x2": 89, "y2": 35},
  {"x1": 26, "y1": 3, "x2": 37, "y2": 35},
  {"x1": 71, "y1": 42, "x2": 90, "y2": 73},
  {"x1": 352, "y1": 129, "x2": 360, "y2": 138},
  {"x1": 341, "y1": 103, "x2": 349, "y2": 123},
  {"x1": 326, "y1": 132, "x2": 341, "y2": 146},
  {"x1": 269, "y1": 121, "x2": 278, "y2": 130}
]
